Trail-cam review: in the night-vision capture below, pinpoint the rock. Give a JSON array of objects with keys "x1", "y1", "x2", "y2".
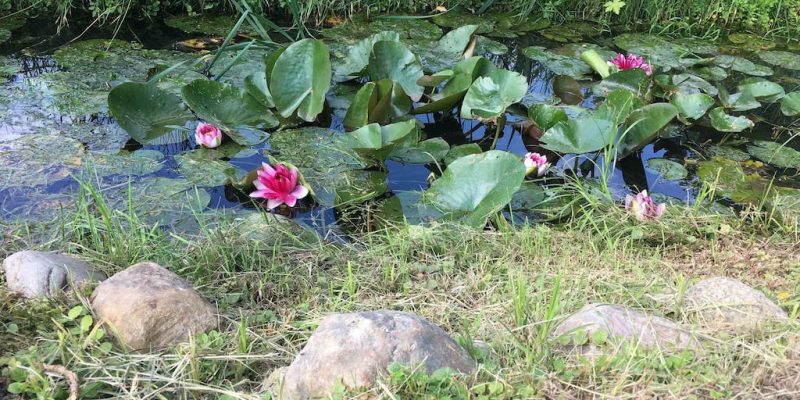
[
  {"x1": 2, "y1": 250, "x2": 106, "y2": 298},
  {"x1": 279, "y1": 310, "x2": 475, "y2": 399},
  {"x1": 683, "y1": 276, "x2": 788, "y2": 334},
  {"x1": 552, "y1": 304, "x2": 697, "y2": 357},
  {"x1": 90, "y1": 261, "x2": 217, "y2": 349}
]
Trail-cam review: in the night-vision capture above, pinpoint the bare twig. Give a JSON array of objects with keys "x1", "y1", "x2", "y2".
[{"x1": 42, "y1": 364, "x2": 79, "y2": 400}]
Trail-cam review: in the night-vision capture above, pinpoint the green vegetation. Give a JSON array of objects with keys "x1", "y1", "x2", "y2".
[
  {"x1": 1, "y1": 178, "x2": 799, "y2": 398},
  {"x1": 2, "y1": 0, "x2": 800, "y2": 38}
]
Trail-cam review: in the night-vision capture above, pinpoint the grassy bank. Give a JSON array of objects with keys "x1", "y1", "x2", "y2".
[
  {"x1": 2, "y1": 0, "x2": 799, "y2": 37},
  {"x1": 1, "y1": 181, "x2": 798, "y2": 398}
]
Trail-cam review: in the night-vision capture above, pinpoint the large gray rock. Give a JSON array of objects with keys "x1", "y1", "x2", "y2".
[
  {"x1": 90, "y1": 261, "x2": 217, "y2": 350},
  {"x1": 553, "y1": 304, "x2": 698, "y2": 357},
  {"x1": 279, "y1": 310, "x2": 476, "y2": 399},
  {"x1": 2, "y1": 250, "x2": 106, "y2": 298},
  {"x1": 683, "y1": 276, "x2": 788, "y2": 334}
]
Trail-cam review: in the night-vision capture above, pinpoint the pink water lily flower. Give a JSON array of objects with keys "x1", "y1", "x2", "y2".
[
  {"x1": 523, "y1": 152, "x2": 551, "y2": 177},
  {"x1": 250, "y1": 162, "x2": 309, "y2": 210},
  {"x1": 625, "y1": 190, "x2": 665, "y2": 221},
  {"x1": 195, "y1": 122, "x2": 223, "y2": 148},
  {"x1": 608, "y1": 53, "x2": 652, "y2": 75}
]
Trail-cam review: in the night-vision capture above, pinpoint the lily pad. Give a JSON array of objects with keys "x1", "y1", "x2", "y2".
[
  {"x1": 461, "y1": 69, "x2": 527, "y2": 119},
  {"x1": 340, "y1": 119, "x2": 418, "y2": 161},
  {"x1": 746, "y1": 141, "x2": 800, "y2": 169},
  {"x1": 781, "y1": 92, "x2": 800, "y2": 116},
  {"x1": 87, "y1": 149, "x2": 164, "y2": 177},
  {"x1": 728, "y1": 33, "x2": 775, "y2": 51},
  {"x1": 0, "y1": 135, "x2": 84, "y2": 188},
  {"x1": 164, "y1": 14, "x2": 253, "y2": 36},
  {"x1": 522, "y1": 46, "x2": 591, "y2": 78},
  {"x1": 175, "y1": 151, "x2": 242, "y2": 187},
  {"x1": 474, "y1": 36, "x2": 508, "y2": 56},
  {"x1": 645, "y1": 158, "x2": 688, "y2": 181},
  {"x1": 422, "y1": 150, "x2": 525, "y2": 228},
  {"x1": 670, "y1": 92, "x2": 714, "y2": 122},
  {"x1": 323, "y1": 14, "x2": 442, "y2": 44},
  {"x1": 737, "y1": 78, "x2": 785, "y2": 100},
  {"x1": 540, "y1": 117, "x2": 615, "y2": 154},
  {"x1": 108, "y1": 82, "x2": 193, "y2": 145},
  {"x1": 593, "y1": 69, "x2": 649, "y2": 97},
  {"x1": 758, "y1": 51, "x2": 800, "y2": 71},
  {"x1": 672, "y1": 73, "x2": 717, "y2": 96},
  {"x1": 444, "y1": 144, "x2": 483, "y2": 165},
  {"x1": 708, "y1": 108, "x2": 754, "y2": 132},
  {"x1": 541, "y1": 22, "x2": 601, "y2": 43},
  {"x1": 714, "y1": 55, "x2": 773, "y2": 76},
  {"x1": 181, "y1": 79, "x2": 273, "y2": 131},
  {"x1": 368, "y1": 40, "x2": 425, "y2": 102},
  {"x1": 270, "y1": 39, "x2": 332, "y2": 121},
  {"x1": 613, "y1": 33, "x2": 691, "y2": 70},
  {"x1": 528, "y1": 103, "x2": 568, "y2": 131},
  {"x1": 696, "y1": 157, "x2": 746, "y2": 198},
  {"x1": 335, "y1": 31, "x2": 400, "y2": 79},
  {"x1": 619, "y1": 103, "x2": 678, "y2": 155},
  {"x1": 708, "y1": 145, "x2": 750, "y2": 161},
  {"x1": 389, "y1": 137, "x2": 450, "y2": 164}
]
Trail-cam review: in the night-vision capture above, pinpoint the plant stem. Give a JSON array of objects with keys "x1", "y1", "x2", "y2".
[{"x1": 489, "y1": 114, "x2": 506, "y2": 150}]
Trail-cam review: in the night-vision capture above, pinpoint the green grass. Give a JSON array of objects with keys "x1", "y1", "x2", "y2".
[{"x1": 1, "y1": 178, "x2": 798, "y2": 399}]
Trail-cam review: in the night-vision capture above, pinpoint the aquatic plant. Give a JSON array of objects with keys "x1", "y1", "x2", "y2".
[
  {"x1": 608, "y1": 53, "x2": 652, "y2": 75},
  {"x1": 625, "y1": 190, "x2": 665, "y2": 221},
  {"x1": 194, "y1": 123, "x2": 222, "y2": 148},
  {"x1": 523, "y1": 153, "x2": 551, "y2": 177},
  {"x1": 250, "y1": 163, "x2": 309, "y2": 210}
]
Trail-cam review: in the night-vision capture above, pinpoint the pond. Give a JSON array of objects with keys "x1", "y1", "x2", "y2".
[{"x1": 1, "y1": 13, "x2": 799, "y2": 235}]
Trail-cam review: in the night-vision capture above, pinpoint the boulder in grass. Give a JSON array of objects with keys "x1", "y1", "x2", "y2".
[
  {"x1": 90, "y1": 261, "x2": 217, "y2": 349},
  {"x1": 683, "y1": 276, "x2": 788, "y2": 334},
  {"x1": 2, "y1": 250, "x2": 106, "y2": 298},
  {"x1": 553, "y1": 303, "x2": 698, "y2": 357},
  {"x1": 278, "y1": 310, "x2": 476, "y2": 399}
]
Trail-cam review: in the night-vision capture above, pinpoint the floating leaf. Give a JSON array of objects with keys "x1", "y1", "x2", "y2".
[
  {"x1": 0, "y1": 135, "x2": 84, "y2": 188},
  {"x1": 552, "y1": 76, "x2": 584, "y2": 105},
  {"x1": 645, "y1": 158, "x2": 688, "y2": 181},
  {"x1": 528, "y1": 104, "x2": 568, "y2": 131},
  {"x1": 736, "y1": 78, "x2": 785, "y2": 101},
  {"x1": 593, "y1": 69, "x2": 649, "y2": 97},
  {"x1": 181, "y1": 79, "x2": 272, "y2": 130},
  {"x1": 335, "y1": 31, "x2": 400, "y2": 79},
  {"x1": 728, "y1": 33, "x2": 775, "y2": 51},
  {"x1": 670, "y1": 92, "x2": 714, "y2": 122},
  {"x1": 540, "y1": 117, "x2": 615, "y2": 154},
  {"x1": 461, "y1": 69, "x2": 527, "y2": 119},
  {"x1": 422, "y1": 150, "x2": 525, "y2": 228},
  {"x1": 758, "y1": 51, "x2": 800, "y2": 71},
  {"x1": 164, "y1": 14, "x2": 252, "y2": 36},
  {"x1": 672, "y1": 73, "x2": 717, "y2": 96},
  {"x1": 696, "y1": 157, "x2": 746, "y2": 198},
  {"x1": 713, "y1": 55, "x2": 772, "y2": 77},
  {"x1": 746, "y1": 141, "x2": 800, "y2": 169},
  {"x1": 708, "y1": 145, "x2": 750, "y2": 161},
  {"x1": 522, "y1": 46, "x2": 591, "y2": 78},
  {"x1": 108, "y1": 82, "x2": 193, "y2": 144},
  {"x1": 718, "y1": 87, "x2": 761, "y2": 112},
  {"x1": 244, "y1": 72, "x2": 274, "y2": 108},
  {"x1": 368, "y1": 40, "x2": 425, "y2": 101},
  {"x1": 708, "y1": 107, "x2": 753, "y2": 132},
  {"x1": 340, "y1": 119, "x2": 418, "y2": 161},
  {"x1": 781, "y1": 92, "x2": 800, "y2": 116},
  {"x1": 323, "y1": 14, "x2": 442, "y2": 44},
  {"x1": 175, "y1": 152, "x2": 242, "y2": 187},
  {"x1": 389, "y1": 137, "x2": 450, "y2": 164},
  {"x1": 271, "y1": 39, "x2": 332, "y2": 121},
  {"x1": 594, "y1": 89, "x2": 643, "y2": 126},
  {"x1": 445, "y1": 144, "x2": 483, "y2": 165},
  {"x1": 619, "y1": 103, "x2": 678, "y2": 155},
  {"x1": 88, "y1": 150, "x2": 164, "y2": 177},
  {"x1": 613, "y1": 33, "x2": 691, "y2": 70}
]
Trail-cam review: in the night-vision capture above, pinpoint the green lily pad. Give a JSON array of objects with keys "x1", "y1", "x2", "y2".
[
  {"x1": 696, "y1": 157, "x2": 746, "y2": 198},
  {"x1": 87, "y1": 149, "x2": 164, "y2": 177},
  {"x1": 708, "y1": 107, "x2": 754, "y2": 132},
  {"x1": 646, "y1": 158, "x2": 688, "y2": 181},
  {"x1": 714, "y1": 55, "x2": 773, "y2": 76},
  {"x1": 335, "y1": 31, "x2": 399, "y2": 79},
  {"x1": 422, "y1": 150, "x2": 525, "y2": 228},
  {"x1": 594, "y1": 89, "x2": 644, "y2": 126},
  {"x1": 108, "y1": 82, "x2": 193, "y2": 145},
  {"x1": 619, "y1": 103, "x2": 679, "y2": 155},
  {"x1": 411, "y1": 25, "x2": 482, "y2": 72},
  {"x1": 413, "y1": 57, "x2": 495, "y2": 114},
  {"x1": 368, "y1": 40, "x2": 425, "y2": 102},
  {"x1": 0, "y1": 135, "x2": 85, "y2": 188},
  {"x1": 613, "y1": 33, "x2": 691, "y2": 70},
  {"x1": 61, "y1": 124, "x2": 131, "y2": 153},
  {"x1": 746, "y1": 141, "x2": 800, "y2": 169},
  {"x1": 708, "y1": 145, "x2": 750, "y2": 161},
  {"x1": 389, "y1": 137, "x2": 450, "y2": 164},
  {"x1": 164, "y1": 14, "x2": 253, "y2": 36},
  {"x1": 444, "y1": 144, "x2": 483, "y2": 165},
  {"x1": 271, "y1": 39, "x2": 331, "y2": 121},
  {"x1": 181, "y1": 79, "x2": 273, "y2": 131},
  {"x1": 718, "y1": 87, "x2": 761, "y2": 112},
  {"x1": 593, "y1": 69, "x2": 649, "y2": 97},
  {"x1": 474, "y1": 36, "x2": 508, "y2": 56},
  {"x1": 691, "y1": 66, "x2": 728, "y2": 81},
  {"x1": 541, "y1": 22, "x2": 601, "y2": 43},
  {"x1": 540, "y1": 117, "x2": 615, "y2": 154},
  {"x1": 323, "y1": 14, "x2": 442, "y2": 44},
  {"x1": 528, "y1": 103, "x2": 568, "y2": 131},
  {"x1": 340, "y1": 119, "x2": 418, "y2": 161},
  {"x1": 175, "y1": 151, "x2": 243, "y2": 187},
  {"x1": 672, "y1": 73, "x2": 717, "y2": 96},
  {"x1": 671, "y1": 92, "x2": 714, "y2": 122},
  {"x1": 728, "y1": 33, "x2": 775, "y2": 51},
  {"x1": 758, "y1": 51, "x2": 800, "y2": 71},
  {"x1": 522, "y1": 46, "x2": 591, "y2": 78},
  {"x1": 461, "y1": 69, "x2": 527, "y2": 119},
  {"x1": 737, "y1": 77, "x2": 785, "y2": 100},
  {"x1": 781, "y1": 92, "x2": 800, "y2": 116}
]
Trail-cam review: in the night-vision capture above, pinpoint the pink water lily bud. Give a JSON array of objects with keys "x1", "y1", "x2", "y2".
[
  {"x1": 523, "y1": 152, "x2": 551, "y2": 177},
  {"x1": 608, "y1": 53, "x2": 652, "y2": 75},
  {"x1": 195, "y1": 122, "x2": 223, "y2": 148},
  {"x1": 249, "y1": 162, "x2": 309, "y2": 210},
  {"x1": 625, "y1": 190, "x2": 666, "y2": 221}
]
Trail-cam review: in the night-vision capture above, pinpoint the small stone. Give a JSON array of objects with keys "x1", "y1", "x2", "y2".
[
  {"x1": 2, "y1": 250, "x2": 106, "y2": 298},
  {"x1": 279, "y1": 310, "x2": 475, "y2": 400},
  {"x1": 90, "y1": 261, "x2": 217, "y2": 349},
  {"x1": 683, "y1": 276, "x2": 788, "y2": 334},
  {"x1": 553, "y1": 304, "x2": 697, "y2": 357}
]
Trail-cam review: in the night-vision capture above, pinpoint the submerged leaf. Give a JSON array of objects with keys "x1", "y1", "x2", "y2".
[
  {"x1": 645, "y1": 158, "x2": 688, "y2": 181},
  {"x1": 747, "y1": 141, "x2": 800, "y2": 169}
]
